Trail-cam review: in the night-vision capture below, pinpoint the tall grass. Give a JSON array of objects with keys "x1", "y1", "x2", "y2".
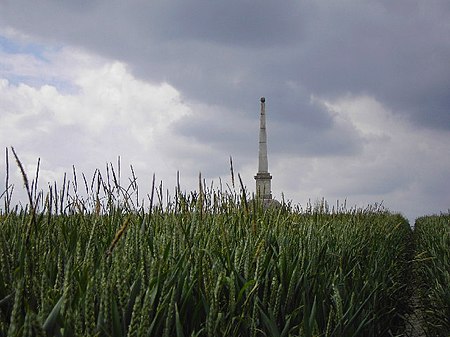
[
  {"x1": 0, "y1": 155, "x2": 413, "y2": 336},
  {"x1": 414, "y1": 214, "x2": 450, "y2": 336}
]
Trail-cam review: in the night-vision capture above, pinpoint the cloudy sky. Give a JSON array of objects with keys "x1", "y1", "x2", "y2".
[{"x1": 0, "y1": 0, "x2": 449, "y2": 222}]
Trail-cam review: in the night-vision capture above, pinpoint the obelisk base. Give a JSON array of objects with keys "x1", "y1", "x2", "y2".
[{"x1": 255, "y1": 172, "x2": 272, "y2": 200}]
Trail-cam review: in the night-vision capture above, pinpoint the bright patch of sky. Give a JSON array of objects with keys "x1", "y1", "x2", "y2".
[
  {"x1": 0, "y1": 35, "x2": 49, "y2": 61},
  {"x1": 0, "y1": 30, "x2": 73, "y2": 91}
]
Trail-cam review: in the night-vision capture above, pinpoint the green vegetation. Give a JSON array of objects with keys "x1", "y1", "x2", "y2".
[
  {"x1": 0, "y1": 156, "x2": 415, "y2": 337},
  {"x1": 6, "y1": 149, "x2": 450, "y2": 336},
  {"x1": 414, "y1": 214, "x2": 450, "y2": 336}
]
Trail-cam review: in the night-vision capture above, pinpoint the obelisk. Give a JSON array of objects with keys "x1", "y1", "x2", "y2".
[{"x1": 254, "y1": 97, "x2": 272, "y2": 199}]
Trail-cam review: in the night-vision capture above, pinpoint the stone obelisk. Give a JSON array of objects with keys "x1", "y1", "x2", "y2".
[{"x1": 255, "y1": 97, "x2": 272, "y2": 199}]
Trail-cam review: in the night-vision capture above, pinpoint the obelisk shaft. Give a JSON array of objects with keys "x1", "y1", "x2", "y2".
[
  {"x1": 258, "y1": 98, "x2": 268, "y2": 173},
  {"x1": 255, "y1": 97, "x2": 272, "y2": 199}
]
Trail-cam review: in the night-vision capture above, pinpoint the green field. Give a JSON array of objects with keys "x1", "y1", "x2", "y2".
[
  {"x1": 0, "y1": 161, "x2": 448, "y2": 336},
  {"x1": 413, "y1": 214, "x2": 450, "y2": 336}
]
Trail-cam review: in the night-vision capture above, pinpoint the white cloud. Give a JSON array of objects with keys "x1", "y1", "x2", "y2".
[{"x1": 0, "y1": 44, "x2": 205, "y2": 205}]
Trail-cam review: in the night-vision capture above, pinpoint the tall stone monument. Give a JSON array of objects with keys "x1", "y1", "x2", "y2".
[{"x1": 254, "y1": 97, "x2": 272, "y2": 200}]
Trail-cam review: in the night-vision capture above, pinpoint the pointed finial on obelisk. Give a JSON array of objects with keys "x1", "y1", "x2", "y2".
[{"x1": 255, "y1": 97, "x2": 272, "y2": 199}]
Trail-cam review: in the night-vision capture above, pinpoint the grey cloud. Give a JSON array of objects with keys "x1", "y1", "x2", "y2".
[
  {"x1": 296, "y1": 1, "x2": 450, "y2": 129},
  {"x1": 3, "y1": 0, "x2": 449, "y2": 135},
  {"x1": 156, "y1": 1, "x2": 304, "y2": 47},
  {"x1": 173, "y1": 95, "x2": 363, "y2": 161}
]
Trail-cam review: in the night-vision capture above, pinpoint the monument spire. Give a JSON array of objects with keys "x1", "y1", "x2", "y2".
[{"x1": 255, "y1": 97, "x2": 272, "y2": 199}]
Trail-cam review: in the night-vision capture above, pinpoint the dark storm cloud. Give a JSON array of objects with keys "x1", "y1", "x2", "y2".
[
  {"x1": 134, "y1": 1, "x2": 304, "y2": 47},
  {"x1": 296, "y1": 1, "x2": 450, "y2": 129},
  {"x1": 1, "y1": 0, "x2": 449, "y2": 137}
]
